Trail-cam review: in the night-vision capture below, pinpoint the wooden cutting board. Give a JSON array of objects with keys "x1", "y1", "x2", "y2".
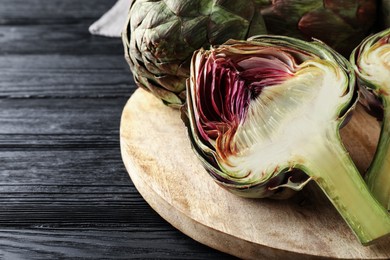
[{"x1": 120, "y1": 88, "x2": 390, "y2": 259}]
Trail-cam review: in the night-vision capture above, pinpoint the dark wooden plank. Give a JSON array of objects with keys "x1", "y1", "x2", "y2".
[
  {"x1": 0, "y1": 0, "x2": 234, "y2": 258},
  {"x1": 0, "y1": 98, "x2": 135, "y2": 148},
  {"x1": 0, "y1": 148, "x2": 140, "y2": 227},
  {"x1": 0, "y1": 148, "x2": 134, "y2": 227},
  {"x1": 0, "y1": 147, "x2": 233, "y2": 258},
  {"x1": 0, "y1": 55, "x2": 135, "y2": 98},
  {"x1": 0, "y1": 184, "x2": 156, "y2": 227},
  {"x1": 0, "y1": 228, "x2": 236, "y2": 259},
  {"x1": 0, "y1": 134, "x2": 119, "y2": 148},
  {"x1": 0, "y1": 0, "x2": 118, "y2": 24},
  {"x1": 0, "y1": 98, "x2": 128, "y2": 136},
  {"x1": 0, "y1": 149, "x2": 128, "y2": 184},
  {"x1": 0, "y1": 24, "x2": 126, "y2": 55}
]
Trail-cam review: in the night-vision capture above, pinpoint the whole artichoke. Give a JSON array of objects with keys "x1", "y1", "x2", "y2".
[
  {"x1": 123, "y1": 0, "x2": 267, "y2": 108},
  {"x1": 381, "y1": 0, "x2": 390, "y2": 29},
  {"x1": 182, "y1": 35, "x2": 390, "y2": 245},
  {"x1": 257, "y1": 0, "x2": 377, "y2": 56}
]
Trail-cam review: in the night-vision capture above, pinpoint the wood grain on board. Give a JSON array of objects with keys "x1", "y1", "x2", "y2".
[{"x1": 121, "y1": 88, "x2": 390, "y2": 259}]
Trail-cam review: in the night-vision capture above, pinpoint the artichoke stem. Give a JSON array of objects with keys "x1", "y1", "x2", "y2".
[
  {"x1": 366, "y1": 106, "x2": 390, "y2": 210},
  {"x1": 302, "y1": 129, "x2": 390, "y2": 245}
]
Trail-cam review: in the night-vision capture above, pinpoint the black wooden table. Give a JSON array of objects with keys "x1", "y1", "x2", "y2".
[{"x1": 0, "y1": 1, "x2": 235, "y2": 258}]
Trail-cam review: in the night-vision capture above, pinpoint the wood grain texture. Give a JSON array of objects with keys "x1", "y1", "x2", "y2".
[
  {"x1": 0, "y1": 0, "x2": 234, "y2": 258},
  {"x1": 0, "y1": 24, "x2": 125, "y2": 55},
  {"x1": 0, "y1": 228, "x2": 236, "y2": 259},
  {"x1": 121, "y1": 88, "x2": 390, "y2": 259},
  {"x1": 0, "y1": 147, "x2": 231, "y2": 257},
  {"x1": 0, "y1": 0, "x2": 117, "y2": 23},
  {"x1": 0, "y1": 98, "x2": 127, "y2": 135},
  {"x1": 0, "y1": 55, "x2": 134, "y2": 98}
]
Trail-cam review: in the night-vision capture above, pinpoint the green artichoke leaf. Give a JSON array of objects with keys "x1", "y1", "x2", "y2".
[
  {"x1": 351, "y1": 28, "x2": 390, "y2": 210},
  {"x1": 123, "y1": 0, "x2": 267, "y2": 108},
  {"x1": 164, "y1": 0, "x2": 200, "y2": 16},
  {"x1": 381, "y1": 0, "x2": 390, "y2": 29},
  {"x1": 257, "y1": 0, "x2": 377, "y2": 56},
  {"x1": 182, "y1": 35, "x2": 390, "y2": 245}
]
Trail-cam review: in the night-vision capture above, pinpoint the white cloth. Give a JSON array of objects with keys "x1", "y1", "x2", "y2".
[{"x1": 89, "y1": 0, "x2": 131, "y2": 38}]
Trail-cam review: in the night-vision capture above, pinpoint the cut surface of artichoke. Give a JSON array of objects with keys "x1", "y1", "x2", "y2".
[
  {"x1": 184, "y1": 36, "x2": 390, "y2": 245},
  {"x1": 223, "y1": 59, "x2": 348, "y2": 183},
  {"x1": 357, "y1": 40, "x2": 390, "y2": 91},
  {"x1": 352, "y1": 28, "x2": 390, "y2": 210}
]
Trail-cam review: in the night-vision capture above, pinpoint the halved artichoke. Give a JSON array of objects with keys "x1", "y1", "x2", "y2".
[
  {"x1": 182, "y1": 35, "x2": 390, "y2": 245},
  {"x1": 123, "y1": 0, "x2": 267, "y2": 108},
  {"x1": 351, "y1": 28, "x2": 390, "y2": 210}
]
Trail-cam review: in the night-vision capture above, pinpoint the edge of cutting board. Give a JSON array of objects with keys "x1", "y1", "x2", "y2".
[{"x1": 120, "y1": 88, "x2": 390, "y2": 259}]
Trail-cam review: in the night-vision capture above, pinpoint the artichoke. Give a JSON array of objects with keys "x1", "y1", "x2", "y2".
[
  {"x1": 351, "y1": 28, "x2": 390, "y2": 210},
  {"x1": 123, "y1": 0, "x2": 267, "y2": 108},
  {"x1": 381, "y1": 0, "x2": 390, "y2": 29},
  {"x1": 123, "y1": 0, "x2": 377, "y2": 107},
  {"x1": 256, "y1": 0, "x2": 377, "y2": 56},
  {"x1": 182, "y1": 35, "x2": 390, "y2": 245}
]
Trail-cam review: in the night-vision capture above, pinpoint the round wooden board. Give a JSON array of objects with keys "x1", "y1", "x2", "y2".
[{"x1": 120, "y1": 88, "x2": 390, "y2": 259}]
